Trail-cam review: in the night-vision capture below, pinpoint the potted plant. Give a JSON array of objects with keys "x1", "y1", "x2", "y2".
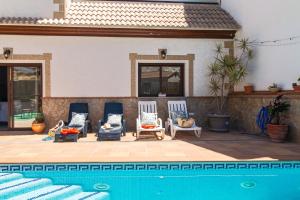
[
  {"x1": 267, "y1": 95, "x2": 290, "y2": 142},
  {"x1": 268, "y1": 83, "x2": 281, "y2": 93},
  {"x1": 207, "y1": 39, "x2": 253, "y2": 132},
  {"x1": 293, "y1": 77, "x2": 300, "y2": 92},
  {"x1": 32, "y1": 113, "x2": 46, "y2": 134},
  {"x1": 244, "y1": 83, "x2": 254, "y2": 94}
]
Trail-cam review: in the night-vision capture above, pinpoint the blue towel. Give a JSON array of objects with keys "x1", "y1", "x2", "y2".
[
  {"x1": 42, "y1": 136, "x2": 53, "y2": 141},
  {"x1": 256, "y1": 106, "x2": 270, "y2": 135}
]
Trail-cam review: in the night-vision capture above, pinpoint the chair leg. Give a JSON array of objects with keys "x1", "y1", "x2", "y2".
[
  {"x1": 194, "y1": 129, "x2": 202, "y2": 138},
  {"x1": 161, "y1": 130, "x2": 165, "y2": 139},
  {"x1": 136, "y1": 131, "x2": 140, "y2": 140},
  {"x1": 171, "y1": 129, "x2": 176, "y2": 139},
  {"x1": 156, "y1": 130, "x2": 165, "y2": 140},
  {"x1": 165, "y1": 121, "x2": 169, "y2": 132}
]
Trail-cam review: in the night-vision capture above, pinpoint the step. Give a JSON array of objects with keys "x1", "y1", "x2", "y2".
[
  {"x1": 0, "y1": 173, "x2": 23, "y2": 184},
  {"x1": 0, "y1": 178, "x2": 51, "y2": 198},
  {"x1": 10, "y1": 185, "x2": 83, "y2": 200},
  {"x1": 0, "y1": 173, "x2": 111, "y2": 200},
  {"x1": 27, "y1": 185, "x2": 82, "y2": 199},
  {"x1": 65, "y1": 191, "x2": 110, "y2": 200}
]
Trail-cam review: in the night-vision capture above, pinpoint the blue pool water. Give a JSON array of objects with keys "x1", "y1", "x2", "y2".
[{"x1": 1, "y1": 161, "x2": 300, "y2": 200}]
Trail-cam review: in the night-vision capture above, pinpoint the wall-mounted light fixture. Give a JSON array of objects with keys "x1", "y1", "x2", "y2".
[
  {"x1": 3, "y1": 48, "x2": 13, "y2": 59},
  {"x1": 158, "y1": 49, "x2": 167, "y2": 59}
]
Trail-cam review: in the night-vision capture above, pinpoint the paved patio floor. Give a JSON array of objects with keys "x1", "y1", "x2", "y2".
[{"x1": 0, "y1": 131, "x2": 299, "y2": 163}]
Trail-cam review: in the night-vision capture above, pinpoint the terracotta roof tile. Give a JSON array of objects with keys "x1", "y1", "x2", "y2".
[{"x1": 0, "y1": 1, "x2": 240, "y2": 30}]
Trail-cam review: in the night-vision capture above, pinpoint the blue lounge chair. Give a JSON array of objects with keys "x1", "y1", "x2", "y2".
[
  {"x1": 66, "y1": 103, "x2": 90, "y2": 138},
  {"x1": 98, "y1": 102, "x2": 126, "y2": 141}
]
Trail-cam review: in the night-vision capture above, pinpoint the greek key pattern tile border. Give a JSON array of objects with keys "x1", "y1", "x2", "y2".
[{"x1": 0, "y1": 162, "x2": 299, "y2": 172}]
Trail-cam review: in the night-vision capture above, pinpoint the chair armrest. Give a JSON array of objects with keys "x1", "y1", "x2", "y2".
[
  {"x1": 122, "y1": 119, "x2": 127, "y2": 135},
  {"x1": 98, "y1": 119, "x2": 105, "y2": 128},
  {"x1": 136, "y1": 118, "x2": 141, "y2": 128},
  {"x1": 83, "y1": 120, "x2": 89, "y2": 134},
  {"x1": 166, "y1": 118, "x2": 174, "y2": 132},
  {"x1": 157, "y1": 118, "x2": 163, "y2": 128},
  {"x1": 167, "y1": 118, "x2": 173, "y2": 125}
]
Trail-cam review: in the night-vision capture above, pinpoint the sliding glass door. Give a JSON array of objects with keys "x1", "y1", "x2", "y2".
[
  {"x1": 4, "y1": 64, "x2": 42, "y2": 129},
  {"x1": 0, "y1": 66, "x2": 8, "y2": 129}
]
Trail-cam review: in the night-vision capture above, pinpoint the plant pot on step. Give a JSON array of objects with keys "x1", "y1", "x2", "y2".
[
  {"x1": 268, "y1": 87, "x2": 281, "y2": 93},
  {"x1": 268, "y1": 83, "x2": 281, "y2": 93},
  {"x1": 267, "y1": 124, "x2": 288, "y2": 143},
  {"x1": 244, "y1": 84, "x2": 254, "y2": 94},
  {"x1": 293, "y1": 85, "x2": 300, "y2": 93},
  {"x1": 208, "y1": 114, "x2": 230, "y2": 132},
  {"x1": 32, "y1": 122, "x2": 46, "y2": 134}
]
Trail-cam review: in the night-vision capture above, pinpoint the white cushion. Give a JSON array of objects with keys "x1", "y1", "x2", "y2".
[
  {"x1": 69, "y1": 112, "x2": 87, "y2": 127},
  {"x1": 141, "y1": 112, "x2": 157, "y2": 126},
  {"x1": 107, "y1": 114, "x2": 122, "y2": 126}
]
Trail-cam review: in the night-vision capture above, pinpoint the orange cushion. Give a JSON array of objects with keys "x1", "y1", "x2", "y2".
[
  {"x1": 61, "y1": 128, "x2": 80, "y2": 135},
  {"x1": 141, "y1": 124, "x2": 156, "y2": 129}
]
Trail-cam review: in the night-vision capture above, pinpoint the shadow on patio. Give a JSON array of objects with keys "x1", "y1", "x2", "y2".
[{"x1": 169, "y1": 131, "x2": 300, "y2": 161}]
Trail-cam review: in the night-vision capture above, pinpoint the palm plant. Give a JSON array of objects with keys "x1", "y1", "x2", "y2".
[
  {"x1": 208, "y1": 39, "x2": 254, "y2": 114},
  {"x1": 268, "y1": 95, "x2": 290, "y2": 125}
]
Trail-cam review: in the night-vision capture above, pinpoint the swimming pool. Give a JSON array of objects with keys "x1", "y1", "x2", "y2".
[{"x1": 0, "y1": 161, "x2": 299, "y2": 200}]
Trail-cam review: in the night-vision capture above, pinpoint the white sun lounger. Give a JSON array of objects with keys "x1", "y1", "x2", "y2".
[
  {"x1": 136, "y1": 101, "x2": 165, "y2": 140},
  {"x1": 166, "y1": 100, "x2": 202, "y2": 139}
]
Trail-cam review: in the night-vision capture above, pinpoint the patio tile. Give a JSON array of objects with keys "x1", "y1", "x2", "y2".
[{"x1": 0, "y1": 131, "x2": 299, "y2": 163}]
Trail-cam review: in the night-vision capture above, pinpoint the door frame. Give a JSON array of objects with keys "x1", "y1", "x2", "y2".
[{"x1": 0, "y1": 63, "x2": 43, "y2": 131}]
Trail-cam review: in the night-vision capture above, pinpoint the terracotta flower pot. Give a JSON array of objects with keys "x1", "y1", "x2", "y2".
[
  {"x1": 32, "y1": 123, "x2": 46, "y2": 134},
  {"x1": 293, "y1": 85, "x2": 300, "y2": 93},
  {"x1": 244, "y1": 85, "x2": 254, "y2": 94},
  {"x1": 267, "y1": 124, "x2": 288, "y2": 143}
]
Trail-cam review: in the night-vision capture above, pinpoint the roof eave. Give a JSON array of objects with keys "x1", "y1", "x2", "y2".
[{"x1": 0, "y1": 24, "x2": 239, "y2": 39}]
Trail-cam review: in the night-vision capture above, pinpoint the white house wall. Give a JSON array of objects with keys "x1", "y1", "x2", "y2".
[
  {"x1": 0, "y1": 35, "x2": 226, "y2": 97},
  {"x1": 222, "y1": 0, "x2": 300, "y2": 91},
  {"x1": 0, "y1": 0, "x2": 55, "y2": 18}
]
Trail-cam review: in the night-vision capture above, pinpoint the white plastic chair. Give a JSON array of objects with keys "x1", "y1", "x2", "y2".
[
  {"x1": 166, "y1": 100, "x2": 202, "y2": 139},
  {"x1": 136, "y1": 101, "x2": 165, "y2": 140}
]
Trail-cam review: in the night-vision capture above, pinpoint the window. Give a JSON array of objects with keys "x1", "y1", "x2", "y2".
[{"x1": 138, "y1": 63, "x2": 184, "y2": 97}]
